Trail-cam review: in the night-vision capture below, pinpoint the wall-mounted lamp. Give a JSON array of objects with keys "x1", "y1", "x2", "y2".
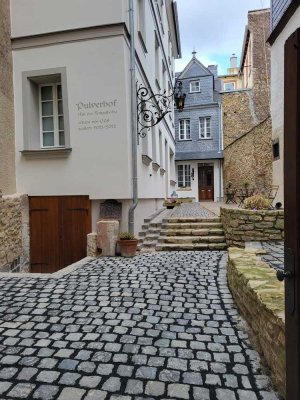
[
  {"x1": 191, "y1": 168, "x2": 195, "y2": 180},
  {"x1": 137, "y1": 80, "x2": 186, "y2": 139}
]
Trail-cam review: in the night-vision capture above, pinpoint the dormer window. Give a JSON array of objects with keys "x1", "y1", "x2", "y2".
[
  {"x1": 190, "y1": 80, "x2": 200, "y2": 93},
  {"x1": 224, "y1": 82, "x2": 236, "y2": 91}
]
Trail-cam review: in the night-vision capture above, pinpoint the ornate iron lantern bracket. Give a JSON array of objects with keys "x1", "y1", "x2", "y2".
[{"x1": 137, "y1": 80, "x2": 185, "y2": 140}]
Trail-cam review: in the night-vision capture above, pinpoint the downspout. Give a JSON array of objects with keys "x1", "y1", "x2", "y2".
[
  {"x1": 218, "y1": 101, "x2": 223, "y2": 201},
  {"x1": 128, "y1": 0, "x2": 138, "y2": 235}
]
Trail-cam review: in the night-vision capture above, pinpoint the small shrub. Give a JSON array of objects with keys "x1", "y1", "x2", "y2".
[
  {"x1": 119, "y1": 232, "x2": 136, "y2": 240},
  {"x1": 243, "y1": 195, "x2": 271, "y2": 210}
]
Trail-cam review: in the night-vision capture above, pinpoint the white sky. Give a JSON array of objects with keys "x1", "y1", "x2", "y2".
[{"x1": 175, "y1": 0, "x2": 271, "y2": 74}]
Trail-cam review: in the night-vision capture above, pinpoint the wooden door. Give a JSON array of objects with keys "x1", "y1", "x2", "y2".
[
  {"x1": 30, "y1": 197, "x2": 60, "y2": 273},
  {"x1": 29, "y1": 196, "x2": 91, "y2": 273},
  {"x1": 198, "y1": 166, "x2": 214, "y2": 201},
  {"x1": 284, "y1": 29, "x2": 300, "y2": 400},
  {"x1": 60, "y1": 196, "x2": 91, "y2": 269}
]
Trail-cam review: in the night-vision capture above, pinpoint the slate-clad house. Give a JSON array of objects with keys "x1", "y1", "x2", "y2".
[{"x1": 175, "y1": 53, "x2": 223, "y2": 202}]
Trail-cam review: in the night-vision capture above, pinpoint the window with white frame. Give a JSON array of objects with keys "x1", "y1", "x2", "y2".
[
  {"x1": 190, "y1": 80, "x2": 200, "y2": 93},
  {"x1": 21, "y1": 67, "x2": 70, "y2": 155},
  {"x1": 40, "y1": 84, "x2": 65, "y2": 148},
  {"x1": 224, "y1": 82, "x2": 235, "y2": 91},
  {"x1": 179, "y1": 119, "x2": 190, "y2": 140},
  {"x1": 137, "y1": 0, "x2": 147, "y2": 52},
  {"x1": 199, "y1": 117, "x2": 211, "y2": 139},
  {"x1": 178, "y1": 164, "x2": 191, "y2": 187}
]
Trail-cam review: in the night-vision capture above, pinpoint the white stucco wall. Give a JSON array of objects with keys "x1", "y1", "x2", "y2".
[
  {"x1": 14, "y1": 37, "x2": 132, "y2": 199},
  {"x1": 10, "y1": 0, "x2": 126, "y2": 38},
  {"x1": 12, "y1": 1, "x2": 179, "y2": 235},
  {"x1": 271, "y1": 6, "x2": 300, "y2": 205},
  {"x1": 175, "y1": 160, "x2": 223, "y2": 202}
]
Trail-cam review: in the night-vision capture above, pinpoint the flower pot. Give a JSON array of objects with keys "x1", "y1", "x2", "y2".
[{"x1": 118, "y1": 239, "x2": 138, "y2": 257}]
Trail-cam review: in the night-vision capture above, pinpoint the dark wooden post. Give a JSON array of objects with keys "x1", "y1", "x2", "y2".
[{"x1": 284, "y1": 28, "x2": 300, "y2": 399}]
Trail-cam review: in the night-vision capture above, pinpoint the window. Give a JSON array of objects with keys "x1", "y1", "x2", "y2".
[
  {"x1": 138, "y1": 0, "x2": 147, "y2": 52},
  {"x1": 178, "y1": 165, "x2": 191, "y2": 188},
  {"x1": 156, "y1": 0, "x2": 164, "y2": 34},
  {"x1": 155, "y1": 33, "x2": 160, "y2": 88},
  {"x1": 21, "y1": 67, "x2": 70, "y2": 156},
  {"x1": 199, "y1": 117, "x2": 211, "y2": 139},
  {"x1": 190, "y1": 80, "x2": 200, "y2": 93},
  {"x1": 179, "y1": 119, "x2": 190, "y2": 140},
  {"x1": 273, "y1": 139, "x2": 280, "y2": 160},
  {"x1": 40, "y1": 84, "x2": 65, "y2": 148},
  {"x1": 224, "y1": 82, "x2": 235, "y2": 91}
]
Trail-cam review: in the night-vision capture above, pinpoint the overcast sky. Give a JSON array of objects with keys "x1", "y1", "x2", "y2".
[{"x1": 175, "y1": 0, "x2": 270, "y2": 74}]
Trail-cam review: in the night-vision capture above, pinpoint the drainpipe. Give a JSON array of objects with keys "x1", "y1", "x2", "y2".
[
  {"x1": 128, "y1": 0, "x2": 138, "y2": 235},
  {"x1": 218, "y1": 101, "x2": 223, "y2": 201}
]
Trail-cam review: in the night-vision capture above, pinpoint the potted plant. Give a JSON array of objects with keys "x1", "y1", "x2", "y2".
[{"x1": 118, "y1": 232, "x2": 138, "y2": 257}]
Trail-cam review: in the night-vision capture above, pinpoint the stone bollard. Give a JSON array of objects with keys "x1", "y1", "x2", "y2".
[{"x1": 97, "y1": 220, "x2": 119, "y2": 256}]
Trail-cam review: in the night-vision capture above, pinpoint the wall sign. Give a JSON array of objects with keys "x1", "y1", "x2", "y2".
[{"x1": 76, "y1": 99, "x2": 118, "y2": 132}]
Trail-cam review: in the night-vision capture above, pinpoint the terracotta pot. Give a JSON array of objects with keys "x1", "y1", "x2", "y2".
[{"x1": 118, "y1": 239, "x2": 138, "y2": 257}]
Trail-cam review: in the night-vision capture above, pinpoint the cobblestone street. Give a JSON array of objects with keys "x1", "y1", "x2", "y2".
[{"x1": 0, "y1": 252, "x2": 280, "y2": 400}]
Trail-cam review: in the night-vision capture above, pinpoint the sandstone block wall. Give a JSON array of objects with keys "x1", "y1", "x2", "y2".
[
  {"x1": 0, "y1": 0, "x2": 16, "y2": 194},
  {"x1": 227, "y1": 248, "x2": 285, "y2": 397},
  {"x1": 0, "y1": 194, "x2": 29, "y2": 268},
  {"x1": 221, "y1": 208, "x2": 284, "y2": 247},
  {"x1": 222, "y1": 9, "x2": 272, "y2": 193},
  {"x1": 223, "y1": 114, "x2": 273, "y2": 191}
]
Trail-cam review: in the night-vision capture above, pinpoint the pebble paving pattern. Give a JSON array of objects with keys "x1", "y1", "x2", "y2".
[
  {"x1": 0, "y1": 251, "x2": 281, "y2": 400},
  {"x1": 261, "y1": 242, "x2": 284, "y2": 272},
  {"x1": 169, "y1": 204, "x2": 217, "y2": 219}
]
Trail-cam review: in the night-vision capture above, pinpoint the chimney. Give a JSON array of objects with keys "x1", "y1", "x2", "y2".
[
  {"x1": 230, "y1": 53, "x2": 238, "y2": 69},
  {"x1": 208, "y1": 65, "x2": 218, "y2": 78}
]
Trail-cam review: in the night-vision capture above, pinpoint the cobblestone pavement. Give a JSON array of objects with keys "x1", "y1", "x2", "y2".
[
  {"x1": 169, "y1": 204, "x2": 217, "y2": 218},
  {"x1": 0, "y1": 252, "x2": 280, "y2": 400},
  {"x1": 261, "y1": 241, "x2": 284, "y2": 271}
]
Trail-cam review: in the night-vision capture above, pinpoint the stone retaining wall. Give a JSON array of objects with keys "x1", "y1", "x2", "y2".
[
  {"x1": 0, "y1": 194, "x2": 29, "y2": 270},
  {"x1": 227, "y1": 248, "x2": 285, "y2": 397},
  {"x1": 220, "y1": 207, "x2": 284, "y2": 247}
]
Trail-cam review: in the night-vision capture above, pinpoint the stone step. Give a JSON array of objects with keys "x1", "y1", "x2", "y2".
[
  {"x1": 148, "y1": 227, "x2": 162, "y2": 233},
  {"x1": 149, "y1": 222, "x2": 162, "y2": 228},
  {"x1": 159, "y1": 236, "x2": 226, "y2": 244},
  {"x1": 163, "y1": 218, "x2": 221, "y2": 223},
  {"x1": 142, "y1": 241, "x2": 158, "y2": 248},
  {"x1": 156, "y1": 243, "x2": 227, "y2": 251},
  {"x1": 161, "y1": 222, "x2": 223, "y2": 230},
  {"x1": 161, "y1": 228, "x2": 224, "y2": 236}
]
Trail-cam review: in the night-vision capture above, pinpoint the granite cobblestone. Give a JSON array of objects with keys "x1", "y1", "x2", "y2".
[{"x1": 0, "y1": 251, "x2": 281, "y2": 399}]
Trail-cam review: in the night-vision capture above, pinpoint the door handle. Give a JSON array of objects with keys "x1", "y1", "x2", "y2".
[{"x1": 276, "y1": 270, "x2": 293, "y2": 281}]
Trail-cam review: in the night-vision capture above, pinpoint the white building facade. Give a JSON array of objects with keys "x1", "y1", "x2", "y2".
[
  {"x1": 269, "y1": 0, "x2": 300, "y2": 205},
  {"x1": 11, "y1": 0, "x2": 181, "y2": 271}
]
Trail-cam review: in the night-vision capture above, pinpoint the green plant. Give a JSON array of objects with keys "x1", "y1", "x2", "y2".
[
  {"x1": 243, "y1": 195, "x2": 271, "y2": 210},
  {"x1": 119, "y1": 232, "x2": 136, "y2": 240},
  {"x1": 243, "y1": 181, "x2": 249, "y2": 188}
]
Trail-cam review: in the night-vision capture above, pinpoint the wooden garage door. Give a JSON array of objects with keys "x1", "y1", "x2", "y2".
[{"x1": 29, "y1": 196, "x2": 91, "y2": 273}]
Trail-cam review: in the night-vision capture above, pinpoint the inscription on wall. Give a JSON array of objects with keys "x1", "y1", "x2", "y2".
[{"x1": 76, "y1": 99, "x2": 118, "y2": 132}]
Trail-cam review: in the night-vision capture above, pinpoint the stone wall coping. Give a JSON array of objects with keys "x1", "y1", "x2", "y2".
[
  {"x1": 0, "y1": 257, "x2": 94, "y2": 279},
  {"x1": 220, "y1": 207, "x2": 284, "y2": 216},
  {"x1": 227, "y1": 247, "x2": 285, "y2": 396},
  {"x1": 229, "y1": 247, "x2": 285, "y2": 322},
  {"x1": 1, "y1": 193, "x2": 27, "y2": 200}
]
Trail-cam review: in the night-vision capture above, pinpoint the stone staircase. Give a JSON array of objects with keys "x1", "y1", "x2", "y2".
[
  {"x1": 138, "y1": 209, "x2": 168, "y2": 252},
  {"x1": 156, "y1": 217, "x2": 227, "y2": 251}
]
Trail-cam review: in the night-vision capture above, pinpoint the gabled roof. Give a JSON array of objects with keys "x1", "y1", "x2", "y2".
[{"x1": 177, "y1": 54, "x2": 214, "y2": 79}]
